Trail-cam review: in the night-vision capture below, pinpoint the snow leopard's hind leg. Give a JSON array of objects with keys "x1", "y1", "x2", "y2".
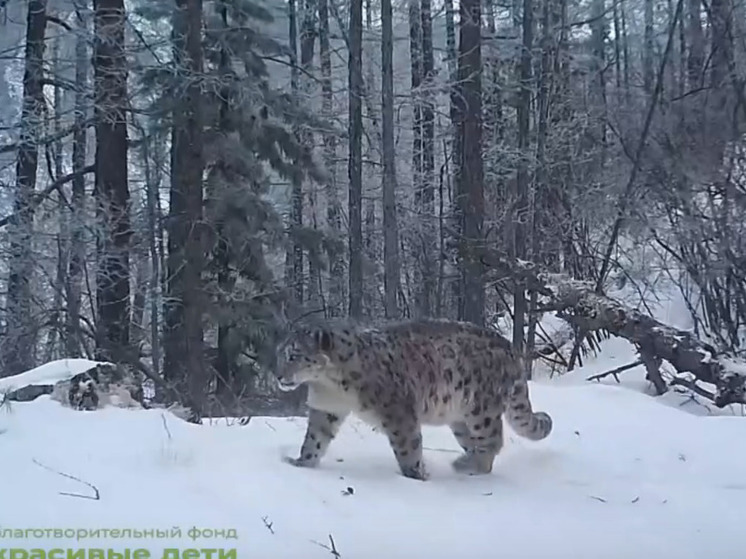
[{"x1": 449, "y1": 411, "x2": 505, "y2": 475}]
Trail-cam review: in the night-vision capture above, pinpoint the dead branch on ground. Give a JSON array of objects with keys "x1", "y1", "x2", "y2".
[
  {"x1": 587, "y1": 360, "x2": 643, "y2": 383},
  {"x1": 479, "y1": 250, "x2": 746, "y2": 407},
  {"x1": 32, "y1": 458, "x2": 101, "y2": 500}
]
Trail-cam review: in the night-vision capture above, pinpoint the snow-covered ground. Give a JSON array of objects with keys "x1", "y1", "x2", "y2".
[{"x1": 2, "y1": 349, "x2": 746, "y2": 559}]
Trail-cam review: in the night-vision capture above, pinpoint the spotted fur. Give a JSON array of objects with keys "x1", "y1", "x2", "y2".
[{"x1": 275, "y1": 318, "x2": 553, "y2": 481}]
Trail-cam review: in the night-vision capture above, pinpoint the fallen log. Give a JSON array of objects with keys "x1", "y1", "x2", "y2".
[{"x1": 479, "y1": 251, "x2": 746, "y2": 408}]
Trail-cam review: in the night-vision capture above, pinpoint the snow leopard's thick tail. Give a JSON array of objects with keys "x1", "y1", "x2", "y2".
[{"x1": 505, "y1": 377, "x2": 553, "y2": 441}]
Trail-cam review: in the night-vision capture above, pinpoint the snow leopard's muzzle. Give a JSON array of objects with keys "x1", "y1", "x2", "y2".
[
  {"x1": 276, "y1": 375, "x2": 300, "y2": 392},
  {"x1": 274, "y1": 347, "x2": 332, "y2": 392}
]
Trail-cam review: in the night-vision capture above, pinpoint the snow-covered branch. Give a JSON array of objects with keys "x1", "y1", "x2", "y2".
[{"x1": 479, "y1": 251, "x2": 746, "y2": 407}]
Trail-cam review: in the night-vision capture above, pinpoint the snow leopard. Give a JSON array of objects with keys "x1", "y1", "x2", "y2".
[{"x1": 275, "y1": 318, "x2": 553, "y2": 481}]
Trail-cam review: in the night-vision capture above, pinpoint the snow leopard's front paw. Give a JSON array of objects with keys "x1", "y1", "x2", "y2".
[{"x1": 400, "y1": 463, "x2": 430, "y2": 481}]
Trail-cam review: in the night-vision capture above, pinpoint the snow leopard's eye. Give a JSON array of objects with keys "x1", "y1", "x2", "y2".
[{"x1": 284, "y1": 346, "x2": 307, "y2": 363}]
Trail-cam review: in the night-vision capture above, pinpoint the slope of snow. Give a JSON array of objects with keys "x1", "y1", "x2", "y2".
[
  {"x1": 1, "y1": 366, "x2": 745, "y2": 559},
  {"x1": 0, "y1": 359, "x2": 106, "y2": 393}
]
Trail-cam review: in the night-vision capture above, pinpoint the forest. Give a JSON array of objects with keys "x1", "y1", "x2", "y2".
[{"x1": 0, "y1": 0, "x2": 744, "y2": 421}]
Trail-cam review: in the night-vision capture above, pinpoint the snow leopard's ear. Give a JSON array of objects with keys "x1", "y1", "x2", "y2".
[{"x1": 312, "y1": 328, "x2": 335, "y2": 354}]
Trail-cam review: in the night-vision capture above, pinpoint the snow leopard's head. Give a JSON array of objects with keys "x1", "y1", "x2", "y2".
[{"x1": 273, "y1": 326, "x2": 351, "y2": 391}]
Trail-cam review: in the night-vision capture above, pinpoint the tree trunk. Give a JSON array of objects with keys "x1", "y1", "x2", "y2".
[
  {"x1": 613, "y1": 0, "x2": 621, "y2": 91},
  {"x1": 319, "y1": 0, "x2": 345, "y2": 318},
  {"x1": 621, "y1": 0, "x2": 630, "y2": 96},
  {"x1": 363, "y1": 0, "x2": 378, "y2": 318},
  {"x1": 142, "y1": 122, "x2": 162, "y2": 377},
  {"x1": 643, "y1": 0, "x2": 654, "y2": 93},
  {"x1": 381, "y1": 0, "x2": 400, "y2": 319},
  {"x1": 67, "y1": 0, "x2": 89, "y2": 358},
  {"x1": 707, "y1": 0, "x2": 733, "y2": 162},
  {"x1": 213, "y1": 1, "x2": 234, "y2": 398},
  {"x1": 300, "y1": 0, "x2": 323, "y2": 313},
  {"x1": 419, "y1": 0, "x2": 436, "y2": 317},
  {"x1": 45, "y1": 35, "x2": 68, "y2": 361},
  {"x1": 348, "y1": 0, "x2": 364, "y2": 318},
  {"x1": 444, "y1": 0, "x2": 458, "y2": 125},
  {"x1": 285, "y1": 0, "x2": 304, "y2": 308},
  {"x1": 527, "y1": 0, "x2": 554, "y2": 378},
  {"x1": 409, "y1": 0, "x2": 426, "y2": 317},
  {"x1": 591, "y1": 0, "x2": 607, "y2": 152},
  {"x1": 686, "y1": 0, "x2": 704, "y2": 87},
  {"x1": 130, "y1": 233, "x2": 148, "y2": 349},
  {"x1": 482, "y1": 0, "x2": 503, "y2": 145},
  {"x1": 456, "y1": 0, "x2": 485, "y2": 326},
  {"x1": 93, "y1": 0, "x2": 131, "y2": 360},
  {"x1": 678, "y1": 1, "x2": 687, "y2": 95},
  {"x1": 3, "y1": 0, "x2": 48, "y2": 377},
  {"x1": 512, "y1": 0, "x2": 532, "y2": 350},
  {"x1": 444, "y1": 0, "x2": 459, "y2": 318},
  {"x1": 164, "y1": 0, "x2": 207, "y2": 414}
]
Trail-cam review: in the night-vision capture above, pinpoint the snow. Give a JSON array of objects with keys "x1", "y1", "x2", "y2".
[
  {"x1": 2, "y1": 358, "x2": 746, "y2": 559},
  {"x1": 0, "y1": 359, "x2": 107, "y2": 393}
]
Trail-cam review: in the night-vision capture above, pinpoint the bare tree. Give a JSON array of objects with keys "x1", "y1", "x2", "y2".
[
  {"x1": 644, "y1": 0, "x2": 654, "y2": 93},
  {"x1": 319, "y1": 0, "x2": 345, "y2": 318},
  {"x1": 285, "y1": 0, "x2": 304, "y2": 308},
  {"x1": 300, "y1": 0, "x2": 323, "y2": 313},
  {"x1": 419, "y1": 0, "x2": 436, "y2": 317},
  {"x1": 44, "y1": 36, "x2": 68, "y2": 362},
  {"x1": 381, "y1": 0, "x2": 400, "y2": 319},
  {"x1": 348, "y1": 0, "x2": 363, "y2": 319},
  {"x1": 3, "y1": 0, "x2": 48, "y2": 377},
  {"x1": 163, "y1": 0, "x2": 207, "y2": 411},
  {"x1": 93, "y1": 0, "x2": 131, "y2": 359},
  {"x1": 66, "y1": 0, "x2": 89, "y2": 358},
  {"x1": 455, "y1": 0, "x2": 485, "y2": 326},
  {"x1": 511, "y1": 0, "x2": 532, "y2": 349},
  {"x1": 687, "y1": 0, "x2": 704, "y2": 86}
]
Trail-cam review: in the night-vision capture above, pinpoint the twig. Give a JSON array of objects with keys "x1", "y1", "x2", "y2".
[
  {"x1": 310, "y1": 534, "x2": 342, "y2": 558},
  {"x1": 160, "y1": 413, "x2": 173, "y2": 441},
  {"x1": 423, "y1": 446, "x2": 460, "y2": 454},
  {"x1": 669, "y1": 376, "x2": 715, "y2": 401},
  {"x1": 261, "y1": 516, "x2": 274, "y2": 534},
  {"x1": 677, "y1": 391, "x2": 710, "y2": 410},
  {"x1": 0, "y1": 121, "x2": 93, "y2": 155},
  {"x1": 587, "y1": 360, "x2": 642, "y2": 383},
  {"x1": 46, "y1": 15, "x2": 72, "y2": 31},
  {"x1": 32, "y1": 458, "x2": 101, "y2": 500},
  {"x1": 327, "y1": 535, "x2": 341, "y2": 559},
  {"x1": 0, "y1": 165, "x2": 94, "y2": 229}
]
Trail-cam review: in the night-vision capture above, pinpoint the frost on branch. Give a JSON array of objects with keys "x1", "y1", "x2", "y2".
[{"x1": 480, "y1": 252, "x2": 746, "y2": 408}]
